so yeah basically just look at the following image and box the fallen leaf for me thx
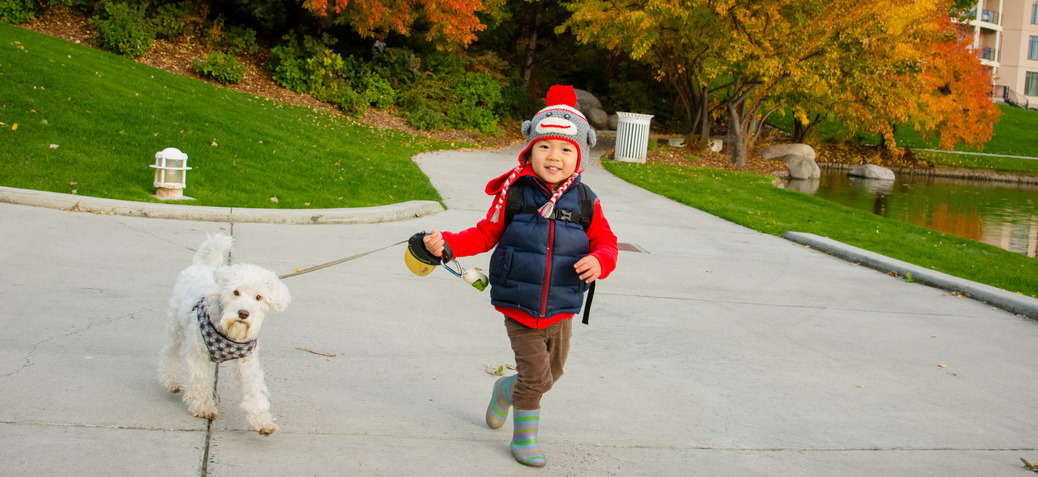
[270,196,279,203]
[11,123,16,130]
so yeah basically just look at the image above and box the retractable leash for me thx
[404,232,489,291]
[278,239,407,280]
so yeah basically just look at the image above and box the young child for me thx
[421,85,618,467]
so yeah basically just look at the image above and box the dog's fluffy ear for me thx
[266,278,291,312]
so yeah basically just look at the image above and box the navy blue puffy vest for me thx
[489,176,593,319]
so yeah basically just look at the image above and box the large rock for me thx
[574,89,610,130]
[587,108,609,131]
[759,143,816,161]
[574,88,604,111]
[782,155,821,180]
[759,144,819,180]
[849,164,896,181]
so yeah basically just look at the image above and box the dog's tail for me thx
[193,233,234,269]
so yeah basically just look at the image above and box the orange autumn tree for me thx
[782,0,998,152]
[912,20,1000,150]
[563,0,889,165]
[563,0,999,164]
[303,0,488,49]
[780,1,950,148]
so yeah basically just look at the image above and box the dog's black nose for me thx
[238,310,250,320]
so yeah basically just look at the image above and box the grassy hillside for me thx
[0,23,450,209]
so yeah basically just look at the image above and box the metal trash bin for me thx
[614,112,654,163]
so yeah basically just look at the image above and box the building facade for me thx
[962,0,1038,106]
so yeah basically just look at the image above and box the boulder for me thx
[587,108,610,130]
[759,144,819,180]
[780,154,821,180]
[849,164,896,181]
[759,143,816,161]
[608,114,618,130]
[574,88,604,112]
[572,89,610,129]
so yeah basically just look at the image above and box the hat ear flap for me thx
[587,128,597,148]
[521,120,534,137]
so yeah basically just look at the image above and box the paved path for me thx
[2,145,1037,476]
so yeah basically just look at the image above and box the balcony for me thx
[968,8,1001,24]
[979,47,996,60]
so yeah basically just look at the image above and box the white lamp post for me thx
[151,147,191,200]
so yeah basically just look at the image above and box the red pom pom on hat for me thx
[545,85,576,108]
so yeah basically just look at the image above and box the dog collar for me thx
[194,298,257,363]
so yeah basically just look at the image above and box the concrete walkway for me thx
[2,145,1037,476]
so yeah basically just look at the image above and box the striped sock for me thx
[485,375,515,429]
[510,408,546,467]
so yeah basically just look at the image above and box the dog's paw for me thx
[255,422,278,435]
[189,405,218,420]
[163,382,182,394]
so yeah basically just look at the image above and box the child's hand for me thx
[574,255,601,283]
[423,230,445,258]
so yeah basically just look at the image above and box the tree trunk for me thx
[728,100,746,166]
[521,8,542,88]
[699,85,710,143]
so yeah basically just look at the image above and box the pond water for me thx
[783,167,1038,257]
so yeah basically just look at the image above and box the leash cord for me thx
[278,239,407,280]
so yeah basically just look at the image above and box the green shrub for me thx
[361,73,395,109]
[268,33,396,114]
[225,25,258,55]
[194,51,246,85]
[446,72,502,133]
[338,86,367,118]
[496,73,538,120]
[268,40,308,92]
[152,1,191,39]
[0,0,40,24]
[91,2,155,57]
[404,104,443,130]
[371,47,422,87]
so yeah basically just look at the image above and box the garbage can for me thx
[614,112,654,163]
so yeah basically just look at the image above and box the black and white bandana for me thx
[194,298,257,363]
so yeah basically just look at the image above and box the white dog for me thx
[159,233,290,435]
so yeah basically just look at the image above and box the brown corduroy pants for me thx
[504,316,572,410]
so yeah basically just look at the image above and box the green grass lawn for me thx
[0,23,452,209]
[602,160,1038,299]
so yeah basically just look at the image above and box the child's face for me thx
[529,139,578,188]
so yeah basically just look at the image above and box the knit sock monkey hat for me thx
[487,85,598,222]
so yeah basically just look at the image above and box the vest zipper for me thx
[539,219,555,324]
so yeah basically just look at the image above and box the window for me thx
[1031,36,1038,60]
[1033,2,1038,24]
[1027,72,1038,96]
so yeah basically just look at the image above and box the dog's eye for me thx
[255,295,263,301]
[233,290,240,296]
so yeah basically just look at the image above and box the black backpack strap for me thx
[576,182,593,232]
[504,181,526,226]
